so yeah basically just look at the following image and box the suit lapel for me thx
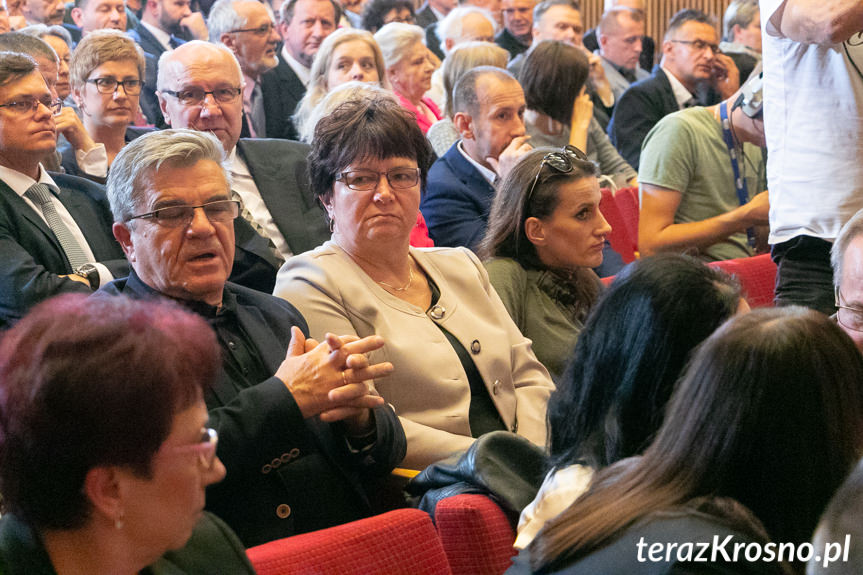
[654,67,680,116]
[0,179,65,256]
[237,140,316,254]
[446,145,495,197]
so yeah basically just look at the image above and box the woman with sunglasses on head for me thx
[60,29,148,184]
[520,41,637,190]
[478,146,610,382]
[274,94,554,470]
[0,295,256,575]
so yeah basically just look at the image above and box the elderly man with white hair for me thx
[208,0,280,137]
[426,5,496,109]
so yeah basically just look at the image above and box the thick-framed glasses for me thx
[162,86,243,106]
[227,22,274,35]
[0,96,62,115]
[161,87,243,106]
[669,39,720,54]
[336,167,420,192]
[167,427,219,471]
[525,145,590,207]
[835,287,863,332]
[128,200,239,228]
[87,77,142,95]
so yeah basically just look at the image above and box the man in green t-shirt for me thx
[638,71,768,261]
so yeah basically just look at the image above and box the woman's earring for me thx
[114,509,125,530]
[328,218,334,233]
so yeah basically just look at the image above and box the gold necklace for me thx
[377,265,414,292]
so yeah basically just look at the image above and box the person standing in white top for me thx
[760,0,863,314]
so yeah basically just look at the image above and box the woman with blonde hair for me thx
[293,28,389,141]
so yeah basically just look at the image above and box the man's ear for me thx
[220,32,237,52]
[113,222,136,262]
[70,6,83,26]
[156,92,171,124]
[524,216,547,245]
[453,112,474,140]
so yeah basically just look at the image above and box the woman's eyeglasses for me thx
[336,168,420,192]
[165,427,219,471]
[525,145,590,206]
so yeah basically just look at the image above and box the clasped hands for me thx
[276,327,393,434]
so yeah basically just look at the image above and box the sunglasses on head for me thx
[525,145,590,206]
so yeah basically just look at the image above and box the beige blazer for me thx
[274,242,554,469]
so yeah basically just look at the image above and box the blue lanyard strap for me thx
[719,101,756,249]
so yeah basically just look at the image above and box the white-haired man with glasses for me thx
[98,127,406,548]
[0,51,127,328]
[831,209,863,352]
[157,40,329,291]
[208,0,280,138]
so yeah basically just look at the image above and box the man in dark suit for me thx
[494,0,531,58]
[415,0,452,29]
[260,0,338,140]
[608,9,740,170]
[0,52,127,328]
[582,0,654,73]
[132,0,208,56]
[421,67,531,249]
[99,128,406,547]
[158,41,329,289]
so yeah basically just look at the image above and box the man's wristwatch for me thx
[74,263,100,290]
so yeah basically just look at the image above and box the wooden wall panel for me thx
[581,0,732,66]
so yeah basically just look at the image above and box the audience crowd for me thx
[1,0,863,572]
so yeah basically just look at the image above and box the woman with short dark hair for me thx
[520,41,637,189]
[510,306,863,574]
[0,295,254,574]
[274,94,554,469]
[361,0,415,33]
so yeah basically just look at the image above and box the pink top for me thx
[410,211,434,247]
[396,91,443,135]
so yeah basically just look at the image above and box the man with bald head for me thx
[421,66,531,249]
[583,0,654,71]
[157,41,329,290]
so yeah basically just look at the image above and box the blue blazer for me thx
[97,273,407,547]
[420,142,497,250]
[0,172,127,328]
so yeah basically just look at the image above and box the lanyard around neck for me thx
[719,101,756,248]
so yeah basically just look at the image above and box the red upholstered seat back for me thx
[708,253,777,308]
[434,494,517,575]
[246,508,453,575]
[599,187,639,264]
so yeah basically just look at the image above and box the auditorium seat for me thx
[434,494,517,575]
[708,253,777,308]
[246,508,453,575]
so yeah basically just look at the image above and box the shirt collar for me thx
[662,66,697,109]
[124,268,235,318]
[0,163,58,198]
[457,140,497,186]
[227,146,250,176]
[280,46,311,87]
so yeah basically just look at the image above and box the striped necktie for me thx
[231,189,284,264]
[25,183,89,269]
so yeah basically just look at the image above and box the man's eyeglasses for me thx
[669,39,720,54]
[835,287,863,332]
[0,96,62,115]
[227,22,274,35]
[166,427,219,471]
[525,145,590,206]
[336,167,420,192]
[128,200,239,228]
[87,77,142,95]
[161,87,243,106]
